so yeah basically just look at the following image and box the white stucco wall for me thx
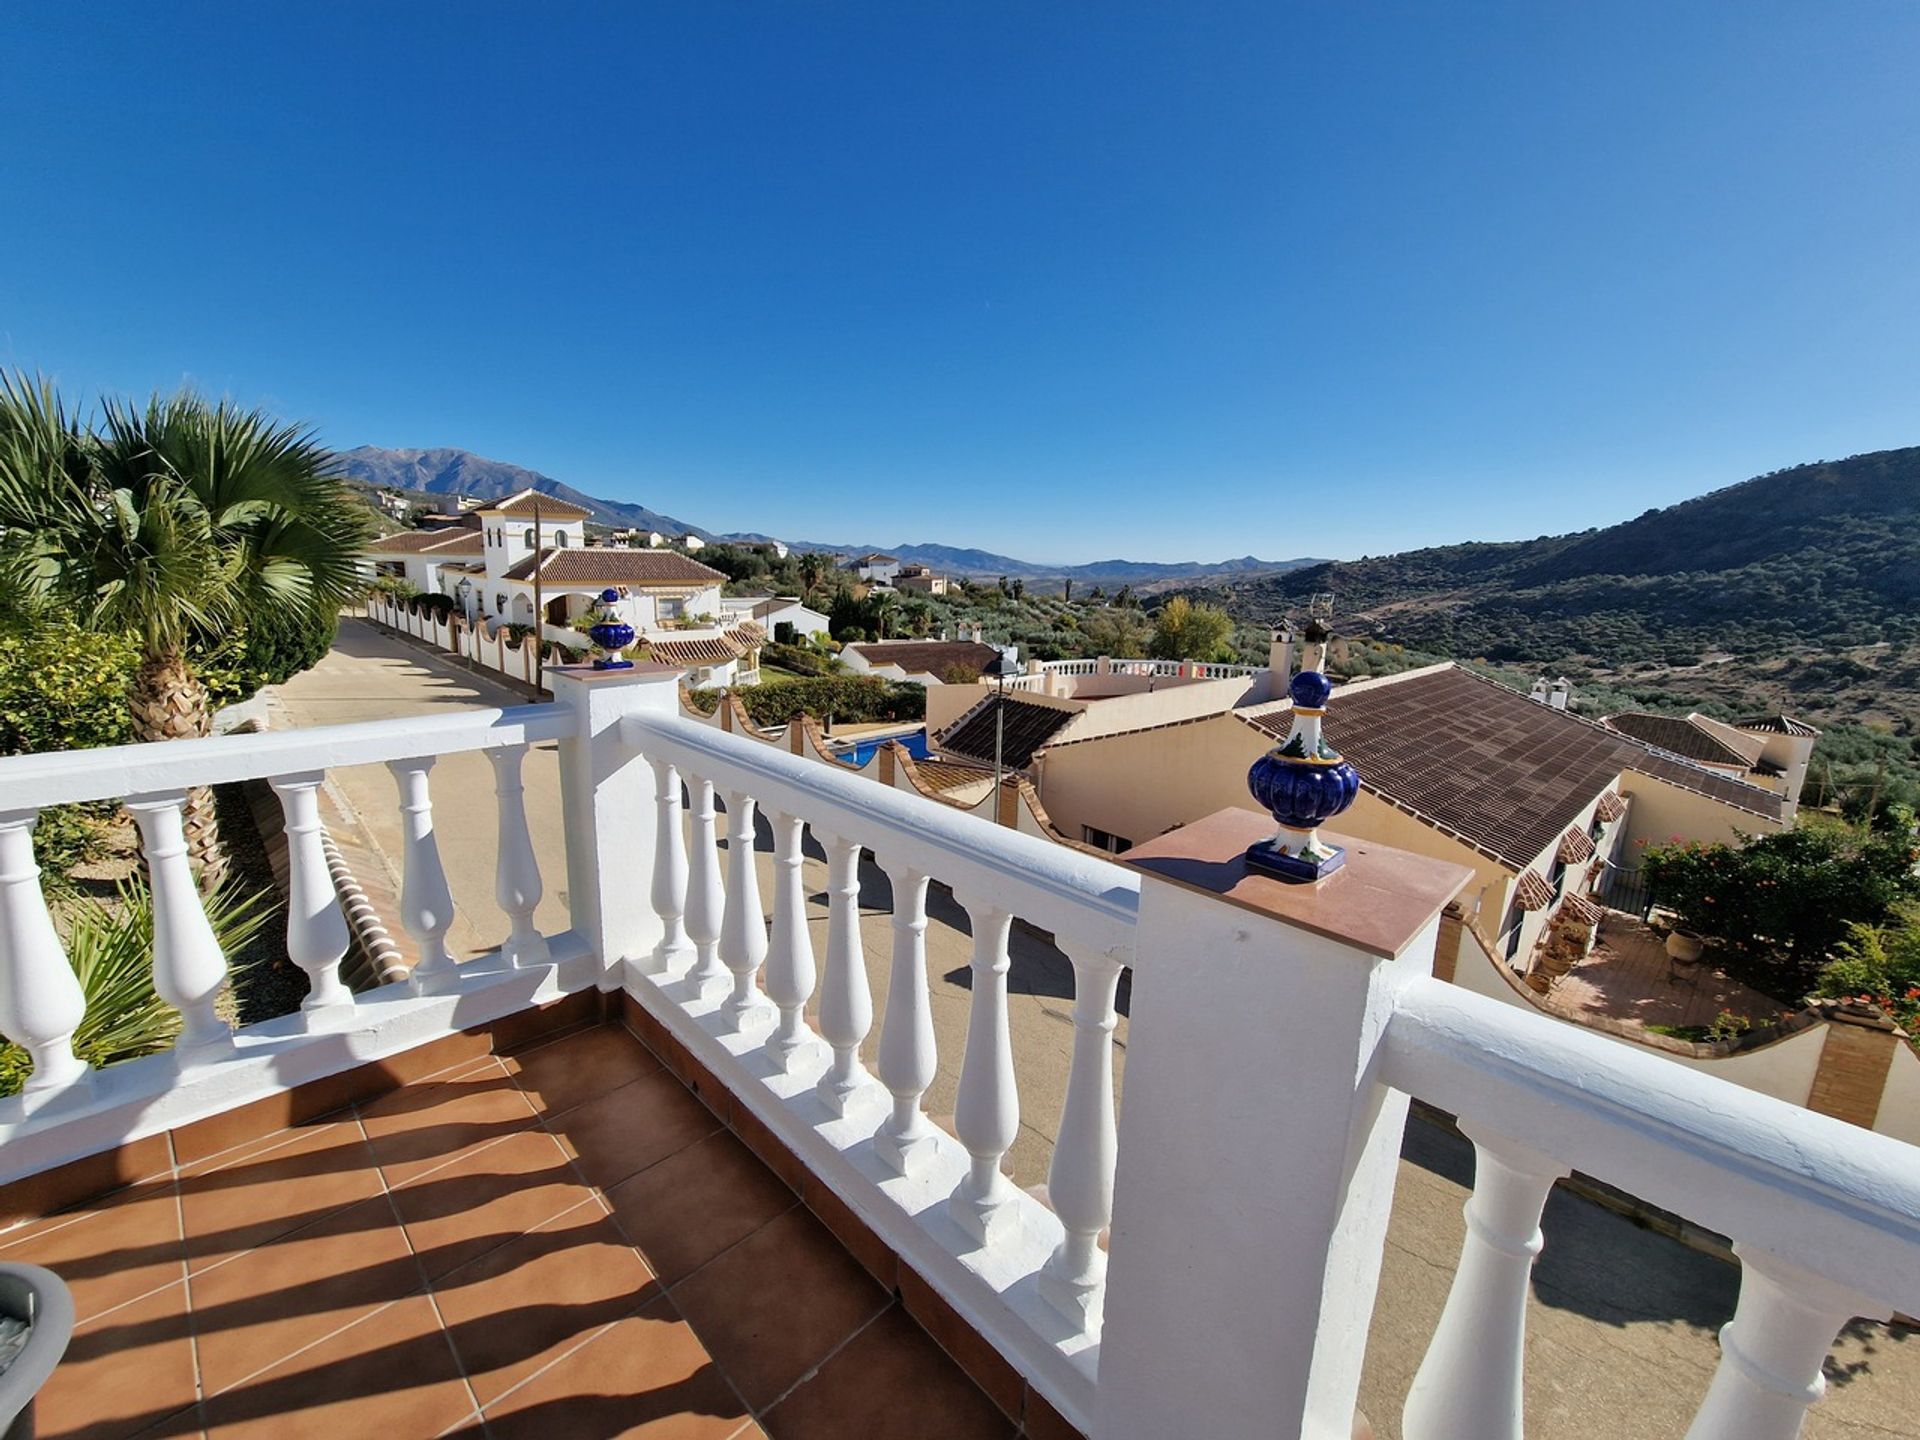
[1874,1042,1920,1146]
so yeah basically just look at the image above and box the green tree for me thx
[1149,596,1235,661]
[0,374,371,886]
[1082,607,1152,657]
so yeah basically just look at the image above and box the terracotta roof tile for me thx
[1602,712,1754,769]
[471,488,594,519]
[368,527,484,556]
[1736,714,1821,738]
[1558,892,1602,925]
[1557,827,1596,864]
[504,548,726,585]
[1594,790,1628,822]
[1514,870,1555,910]
[935,695,1077,770]
[847,641,1001,676]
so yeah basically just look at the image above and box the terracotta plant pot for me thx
[1666,929,1705,963]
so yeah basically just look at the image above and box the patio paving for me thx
[1540,910,1793,1035]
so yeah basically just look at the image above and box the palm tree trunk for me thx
[129,649,226,893]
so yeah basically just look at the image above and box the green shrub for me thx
[0,879,271,1097]
[0,623,135,754]
[685,675,925,727]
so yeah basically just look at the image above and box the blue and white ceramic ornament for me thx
[1245,621,1360,881]
[588,588,637,670]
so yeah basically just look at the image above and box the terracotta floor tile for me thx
[33,1280,200,1440]
[604,1131,798,1286]
[188,1194,423,1394]
[474,1295,751,1439]
[670,1207,890,1411]
[544,1067,722,1190]
[390,1128,600,1280]
[200,1295,474,1439]
[507,1023,661,1116]
[432,1202,659,1404]
[178,1121,383,1273]
[360,1058,539,1187]
[761,1304,1016,1440]
[0,1177,183,1323]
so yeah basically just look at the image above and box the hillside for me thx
[785,540,1326,591]
[1182,446,1920,734]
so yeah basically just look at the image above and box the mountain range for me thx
[334,445,1325,590]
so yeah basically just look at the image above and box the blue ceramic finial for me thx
[588,587,637,670]
[1244,618,1359,882]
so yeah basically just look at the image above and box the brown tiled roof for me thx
[368,527,484,556]
[732,620,767,645]
[1558,892,1602,925]
[647,635,742,665]
[1594,790,1627,822]
[1737,714,1821,738]
[1514,870,1555,910]
[1557,827,1596,864]
[1239,666,1784,869]
[471,488,594,520]
[907,759,996,795]
[847,641,1001,676]
[1603,712,1753,769]
[503,548,726,586]
[936,695,1078,770]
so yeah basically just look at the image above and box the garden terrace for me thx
[0,663,1916,1438]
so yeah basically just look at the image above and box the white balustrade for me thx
[1402,1123,1570,1440]
[642,757,690,976]
[717,790,769,1027]
[1685,1249,1885,1440]
[487,744,549,969]
[873,863,937,1175]
[761,809,817,1068]
[815,833,873,1115]
[1038,941,1124,1333]
[0,810,90,1102]
[124,794,233,1060]
[683,774,727,995]
[268,773,353,1019]
[950,897,1020,1245]
[387,757,459,991]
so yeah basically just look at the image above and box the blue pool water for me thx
[836,729,931,766]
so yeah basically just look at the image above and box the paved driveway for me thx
[274,620,1915,1437]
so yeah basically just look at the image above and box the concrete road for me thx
[275,619,1915,1438]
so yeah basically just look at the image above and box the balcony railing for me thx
[0,661,1916,1440]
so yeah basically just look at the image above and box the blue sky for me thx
[3,3,1915,564]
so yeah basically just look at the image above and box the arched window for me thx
[553,531,569,547]
[495,593,508,614]
[523,528,537,547]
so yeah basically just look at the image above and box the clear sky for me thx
[3,3,1916,564]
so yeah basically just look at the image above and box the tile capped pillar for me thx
[1096,809,1471,1440]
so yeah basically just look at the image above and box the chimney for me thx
[1268,627,1295,685]
[1549,677,1570,711]
[972,623,984,644]
[1529,677,1550,705]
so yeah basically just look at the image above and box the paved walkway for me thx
[273,620,1917,1437]
[1544,911,1791,1035]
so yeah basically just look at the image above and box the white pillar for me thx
[486,743,549,969]
[124,793,233,1059]
[1402,1123,1570,1440]
[949,896,1019,1246]
[1685,1249,1887,1440]
[718,790,770,1029]
[0,810,90,1104]
[387,757,459,993]
[1095,812,1467,1440]
[547,663,685,990]
[762,809,817,1069]
[1039,940,1124,1334]
[267,773,353,1022]
[643,757,691,977]
[684,773,727,996]
[815,834,873,1116]
[874,863,938,1176]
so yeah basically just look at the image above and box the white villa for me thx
[717,593,831,642]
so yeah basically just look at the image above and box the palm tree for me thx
[0,374,371,887]
[869,588,901,640]
[798,551,829,603]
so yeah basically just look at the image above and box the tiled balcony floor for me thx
[1,1021,1029,1439]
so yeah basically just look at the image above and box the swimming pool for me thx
[835,728,931,766]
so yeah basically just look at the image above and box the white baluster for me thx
[815,834,873,1115]
[950,897,1019,1245]
[387,757,458,992]
[0,810,89,1104]
[1685,1248,1887,1440]
[125,794,232,1060]
[874,864,938,1175]
[268,773,353,1020]
[1039,941,1124,1333]
[684,774,727,996]
[761,810,818,1069]
[1402,1123,1570,1440]
[486,744,549,969]
[642,757,692,976]
[718,790,770,1028]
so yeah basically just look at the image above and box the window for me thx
[1549,856,1568,898]
[523,528,537,547]
[1503,904,1525,962]
[1082,825,1133,856]
[494,593,508,614]
[553,530,568,547]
